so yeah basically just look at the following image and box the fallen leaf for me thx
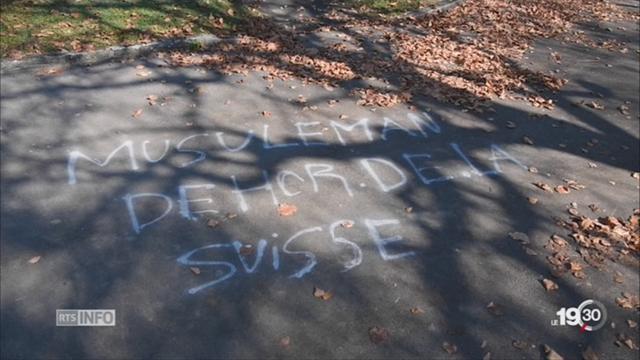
[339,114,349,119]
[28,256,41,264]
[404,206,413,213]
[586,101,605,110]
[543,344,563,360]
[509,232,530,244]
[616,293,639,310]
[279,336,291,348]
[534,182,553,192]
[368,326,390,344]
[313,286,333,301]
[554,185,571,194]
[341,220,354,228]
[207,219,220,228]
[442,342,457,354]
[512,340,528,350]
[582,346,598,360]
[261,111,272,117]
[542,278,559,291]
[146,94,158,105]
[627,319,638,328]
[190,267,201,275]
[277,203,298,217]
[523,136,535,145]
[239,245,255,256]
[632,172,640,180]
[409,307,425,315]
[528,197,539,204]
[568,208,579,216]
[136,68,151,77]
[529,167,539,173]
[37,66,64,77]
[132,109,143,118]
[618,104,630,115]
[613,273,624,284]
[486,301,504,316]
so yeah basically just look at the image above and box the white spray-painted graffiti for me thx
[65,112,528,294]
[177,218,411,294]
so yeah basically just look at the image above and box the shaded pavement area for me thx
[1,0,639,359]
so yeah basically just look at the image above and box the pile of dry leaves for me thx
[162,0,637,110]
[545,209,640,281]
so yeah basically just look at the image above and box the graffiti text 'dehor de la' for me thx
[64,112,528,294]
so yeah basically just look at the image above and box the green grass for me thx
[0,0,245,58]
[348,0,439,14]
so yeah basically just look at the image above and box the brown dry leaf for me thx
[339,114,349,119]
[239,245,255,256]
[277,203,298,217]
[542,278,559,291]
[613,272,624,284]
[586,101,605,110]
[568,208,579,216]
[486,301,504,316]
[341,220,354,228]
[190,267,201,275]
[261,111,272,117]
[555,185,571,194]
[509,232,530,244]
[146,94,158,105]
[404,206,413,213]
[543,344,564,360]
[279,336,291,348]
[368,326,390,344]
[37,66,64,77]
[581,346,599,360]
[534,182,553,192]
[616,293,640,310]
[618,105,630,115]
[132,109,143,118]
[409,307,425,315]
[512,340,528,350]
[313,286,333,301]
[528,197,539,204]
[442,342,457,354]
[28,256,41,264]
[136,68,152,77]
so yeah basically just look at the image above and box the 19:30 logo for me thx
[552,299,607,332]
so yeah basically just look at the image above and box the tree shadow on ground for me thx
[1,1,639,359]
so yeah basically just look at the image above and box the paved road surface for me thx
[1,4,639,359]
